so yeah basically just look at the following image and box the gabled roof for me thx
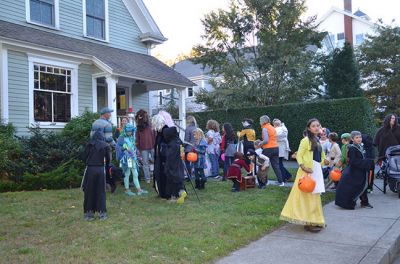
[173,60,211,78]
[123,0,167,45]
[316,6,375,27]
[353,9,370,20]
[0,20,194,87]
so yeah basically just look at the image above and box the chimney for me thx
[344,0,353,45]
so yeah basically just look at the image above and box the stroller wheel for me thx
[388,178,399,193]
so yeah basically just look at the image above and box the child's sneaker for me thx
[137,189,148,195]
[125,190,136,196]
[177,190,187,204]
[99,212,108,221]
[84,212,94,221]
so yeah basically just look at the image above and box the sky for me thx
[143,0,400,62]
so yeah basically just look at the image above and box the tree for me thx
[323,42,362,99]
[191,0,325,110]
[358,21,400,117]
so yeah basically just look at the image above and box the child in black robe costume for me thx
[81,131,111,220]
[335,131,374,210]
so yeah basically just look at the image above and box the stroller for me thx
[380,145,400,198]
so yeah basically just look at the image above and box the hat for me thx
[341,133,351,139]
[246,149,256,156]
[100,107,114,115]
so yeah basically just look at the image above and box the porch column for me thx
[106,75,118,126]
[178,87,186,139]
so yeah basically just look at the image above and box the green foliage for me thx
[190,97,376,151]
[358,22,400,118]
[192,0,325,109]
[323,42,362,99]
[0,123,22,181]
[62,111,100,146]
[0,159,84,192]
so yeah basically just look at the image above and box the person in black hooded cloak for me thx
[81,130,111,220]
[152,111,187,204]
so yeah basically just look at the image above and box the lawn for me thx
[0,179,334,264]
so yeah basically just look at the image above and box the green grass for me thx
[0,180,334,264]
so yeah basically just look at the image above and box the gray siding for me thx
[78,63,94,114]
[7,50,30,135]
[131,84,149,114]
[0,0,147,54]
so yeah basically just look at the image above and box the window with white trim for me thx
[28,0,58,27]
[85,0,106,40]
[33,64,72,122]
[187,87,194,97]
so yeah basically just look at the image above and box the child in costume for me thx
[193,128,208,189]
[246,146,270,189]
[280,118,326,233]
[238,118,256,164]
[205,120,221,179]
[335,131,375,210]
[226,152,250,192]
[117,123,148,196]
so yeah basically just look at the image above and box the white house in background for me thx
[317,0,376,52]
[150,59,213,114]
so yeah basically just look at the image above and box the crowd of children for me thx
[83,107,397,236]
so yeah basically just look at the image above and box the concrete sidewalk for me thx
[216,180,400,264]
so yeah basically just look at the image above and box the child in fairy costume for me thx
[117,123,148,196]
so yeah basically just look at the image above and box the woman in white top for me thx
[273,119,292,182]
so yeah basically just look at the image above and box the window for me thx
[337,32,345,40]
[33,64,72,122]
[356,34,364,45]
[84,0,108,40]
[165,89,171,95]
[27,0,59,28]
[187,87,194,97]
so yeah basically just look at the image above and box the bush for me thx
[17,126,80,175]
[0,159,84,192]
[0,123,22,181]
[190,97,376,151]
[63,111,100,146]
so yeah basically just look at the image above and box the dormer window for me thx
[83,0,109,41]
[26,0,59,29]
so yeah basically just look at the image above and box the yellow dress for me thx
[280,137,326,227]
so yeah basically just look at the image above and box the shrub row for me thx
[190,97,376,151]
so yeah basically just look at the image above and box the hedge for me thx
[190,97,376,152]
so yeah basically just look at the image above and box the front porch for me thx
[93,74,187,136]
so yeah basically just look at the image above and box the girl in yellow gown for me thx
[280,118,326,232]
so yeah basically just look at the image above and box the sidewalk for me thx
[216,180,400,264]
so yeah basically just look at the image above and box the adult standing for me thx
[184,116,198,177]
[90,107,115,146]
[273,119,292,182]
[135,109,155,184]
[258,115,284,186]
[374,113,400,160]
[222,123,237,180]
[81,131,111,221]
[152,111,187,204]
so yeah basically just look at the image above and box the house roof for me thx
[123,0,167,45]
[316,6,375,27]
[353,9,369,19]
[0,20,194,87]
[173,59,211,78]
